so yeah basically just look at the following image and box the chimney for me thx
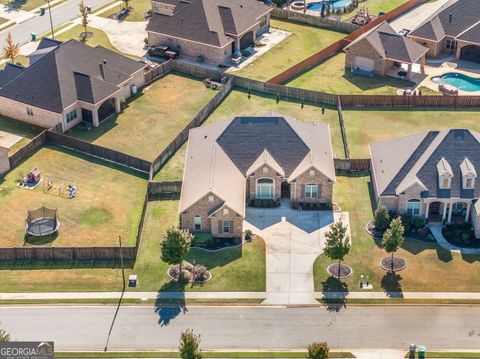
[99,63,105,79]
[103,59,107,64]
[449,13,452,23]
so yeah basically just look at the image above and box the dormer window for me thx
[460,158,477,189]
[437,157,453,189]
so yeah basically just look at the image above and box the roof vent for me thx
[449,13,452,23]
[103,59,107,64]
[240,4,243,8]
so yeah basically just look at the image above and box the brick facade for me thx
[0,96,62,129]
[247,164,282,201]
[344,38,386,75]
[290,167,333,205]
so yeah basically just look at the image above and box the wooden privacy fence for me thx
[134,190,149,259]
[46,131,151,174]
[0,246,136,261]
[144,60,173,84]
[172,61,226,82]
[337,96,349,158]
[271,7,360,33]
[339,94,480,109]
[148,181,182,199]
[150,76,233,179]
[8,130,47,169]
[334,158,371,171]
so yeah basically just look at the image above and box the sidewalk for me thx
[2,291,480,301]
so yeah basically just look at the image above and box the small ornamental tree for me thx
[160,227,192,279]
[382,217,405,271]
[0,324,10,342]
[324,220,350,278]
[79,1,89,39]
[124,0,130,11]
[307,342,329,359]
[374,205,390,232]
[179,329,202,359]
[3,32,19,63]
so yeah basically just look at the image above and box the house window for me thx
[407,199,421,216]
[309,169,315,177]
[442,178,450,188]
[208,195,214,202]
[65,109,77,123]
[194,216,201,230]
[446,39,457,51]
[256,178,274,199]
[260,15,268,28]
[223,220,230,233]
[26,108,33,116]
[466,178,474,188]
[305,184,318,198]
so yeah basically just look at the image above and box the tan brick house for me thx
[146,0,272,64]
[179,115,336,238]
[408,0,480,64]
[0,38,146,132]
[344,21,428,79]
[370,129,480,238]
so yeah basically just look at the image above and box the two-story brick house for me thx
[179,115,336,238]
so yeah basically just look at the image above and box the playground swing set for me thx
[43,175,78,199]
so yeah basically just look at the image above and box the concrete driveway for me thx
[245,201,350,305]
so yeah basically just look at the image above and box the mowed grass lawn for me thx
[98,0,150,21]
[231,19,345,82]
[343,110,480,158]
[0,200,266,292]
[342,0,408,19]
[313,175,480,292]
[67,73,216,161]
[287,52,415,95]
[0,146,146,247]
[0,116,43,155]
[0,0,44,11]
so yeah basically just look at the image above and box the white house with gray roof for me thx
[179,115,335,238]
[370,129,480,238]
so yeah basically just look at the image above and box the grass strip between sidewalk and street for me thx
[55,352,355,358]
[0,298,264,305]
[319,298,480,305]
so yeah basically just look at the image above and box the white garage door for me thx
[354,56,374,72]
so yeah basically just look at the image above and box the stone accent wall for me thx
[210,206,243,238]
[147,32,231,63]
[0,96,62,129]
[180,193,224,233]
[0,146,9,175]
[344,38,385,75]
[247,164,282,201]
[290,168,333,205]
[151,0,175,15]
[378,196,399,212]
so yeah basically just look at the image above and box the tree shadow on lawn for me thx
[461,253,480,263]
[380,271,403,298]
[5,0,27,10]
[400,238,453,263]
[320,276,349,312]
[187,245,242,270]
[0,258,134,270]
[342,70,416,92]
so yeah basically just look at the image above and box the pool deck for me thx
[289,0,352,15]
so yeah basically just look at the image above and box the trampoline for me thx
[25,207,60,237]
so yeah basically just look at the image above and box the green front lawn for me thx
[287,52,415,95]
[342,0,408,19]
[67,73,216,161]
[98,0,151,21]
[0,55,30,69]
[313,175,480,292]
[232,19,345,82]
[0,146,146,248]
[0,200,266,292]
[0,0,44,11]
[342,110,480,158]
[0,116,43,155]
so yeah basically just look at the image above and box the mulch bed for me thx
[327,263,353,279]
[167,263,211,284]
[380,256,406,272]
[80,32,93,40]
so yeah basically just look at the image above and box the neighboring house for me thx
[344,21,428,79]
[0,38,147,132]
[179,115,336,238]
[408,0,480,63]
[146,0,272,63]
[370,129,480,237]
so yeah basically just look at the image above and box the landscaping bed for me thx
[167,262,211,283]
[67,73,216,161]
[192,234,242,250]
[327,263,352,279]
[442,223,480,248]
[380,256,406,272]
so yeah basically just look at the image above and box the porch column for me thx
[92,110,99,127]
[420,55,426,75]
[114,97,121,113]
[407,63,413,80]
[424,201,430,219]
[466,202,471,222]
[442,202,448,221]
[234,39,240,53]
[447,202,453,223]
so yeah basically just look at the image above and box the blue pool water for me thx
[307,0,352,11]
[432,72,480,92]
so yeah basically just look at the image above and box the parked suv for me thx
[148,46,179,59]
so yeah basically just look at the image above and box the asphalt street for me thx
[0,0,114,46]
[1,305,480,350]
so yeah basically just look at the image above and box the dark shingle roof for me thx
[0,40,145,113]
[146,0,271,47]
[0,63,25,87]
[410,0,480,43]
[216,116,310,176]
[458,22,480,43]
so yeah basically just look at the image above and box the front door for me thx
[281,182,290,198]
[81,109,93,123]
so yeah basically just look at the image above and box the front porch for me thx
[424,200,471,224]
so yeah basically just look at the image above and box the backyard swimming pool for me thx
[307,0,352,11]
[432,72,480,92]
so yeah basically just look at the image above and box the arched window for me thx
[407,199,421,216]
[256,178,274,199]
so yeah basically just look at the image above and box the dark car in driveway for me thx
[148,46,179,60]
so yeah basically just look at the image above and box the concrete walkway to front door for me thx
[245,202,350,305]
